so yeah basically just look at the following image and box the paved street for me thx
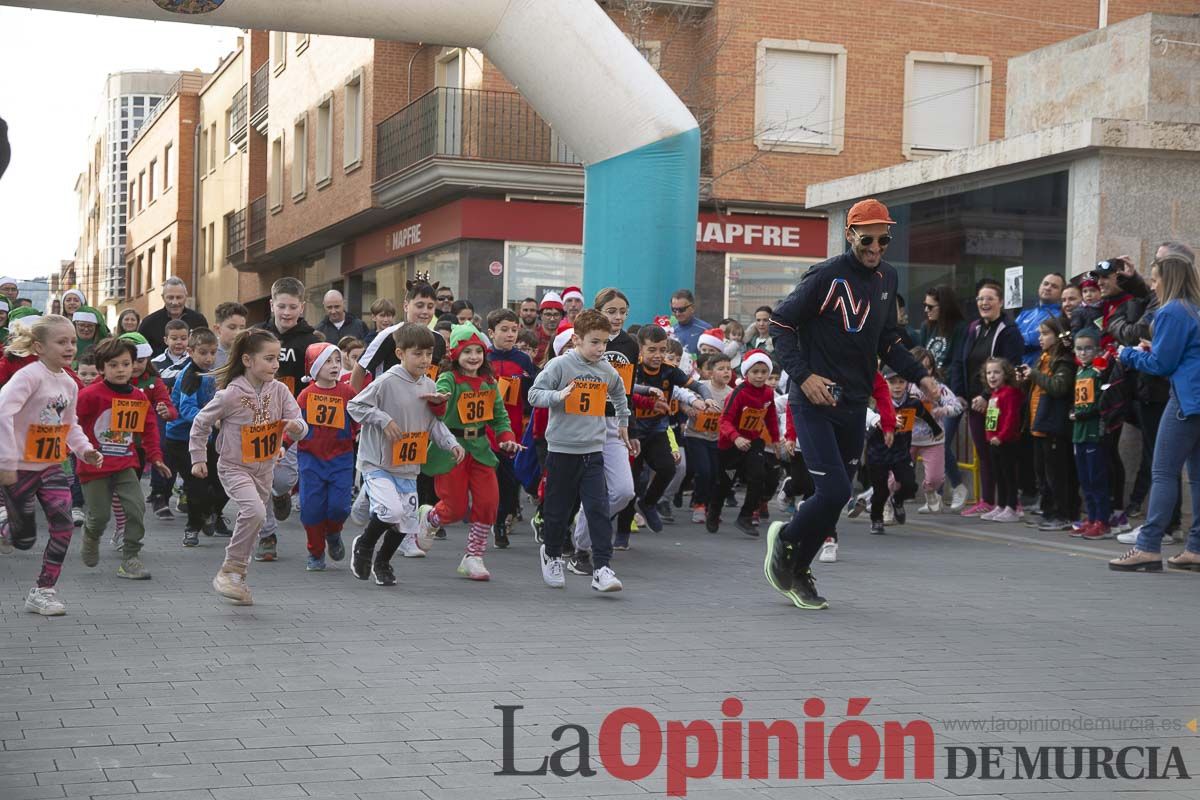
[2,498,1199,800]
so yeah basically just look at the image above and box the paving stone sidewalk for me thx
[2,500,1198,799]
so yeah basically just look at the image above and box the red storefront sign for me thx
[347,200,825,273]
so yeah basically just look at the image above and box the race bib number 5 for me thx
[565,380,605,416]
[111,398,149,433]
[457,390,495,424]
[241,421,283,463]
[306,393,345,429]
[391,432,430,466]
[24,424,68,463]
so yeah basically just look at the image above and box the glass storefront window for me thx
[359,262,408,319]
[726,255,820,322]
[505,242,583,307]
[414,243,461,298]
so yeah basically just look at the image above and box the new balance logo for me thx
[820,279,871,333]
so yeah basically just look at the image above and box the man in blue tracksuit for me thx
[1014,272,1065,366]
[767,198,937,610]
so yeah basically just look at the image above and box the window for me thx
[148,159,156,202]
[294,32,310,53]
[272,30,286,73]
[197,224,206,276]
[292,114,308,199]
[162,236,171,283]
[209,123,217,173]
[504,243,583,307]
[135,255,144,297]
[755,39,846,154]
[269,133,284,211]
[626,36,661,71]
[725,255,820,321]
[207,223,215,273]
[137,170,145,210]
[225,108,237,157]
[129,180,137,214]
[903,53,991,158]
[199,126,208,174]
[344,71,363,170]
[315,94,333,187]
[163,143,173,189]
[146,247,155,292]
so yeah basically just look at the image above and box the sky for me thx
[0,8,241,280]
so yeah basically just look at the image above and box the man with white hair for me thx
[138,277,209,358]
[315,289,368,344]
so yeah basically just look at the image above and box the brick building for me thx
[124,72,205,320]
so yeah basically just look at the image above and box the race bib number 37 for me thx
[306,393,345,429]
[24,424,68,463]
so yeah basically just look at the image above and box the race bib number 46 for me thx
[565,380,605,416]
[457,390,495,424]
[306,393,345,429]
[111,398,149,433]
[24,424,68,463]
[391,431,429,466]
[241,421,283,463]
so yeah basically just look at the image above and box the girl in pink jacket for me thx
[189,329,307,606]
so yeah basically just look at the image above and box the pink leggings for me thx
[912,444,946,494]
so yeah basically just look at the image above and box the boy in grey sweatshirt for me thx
[346,324,462,586]
[527,311,630,592]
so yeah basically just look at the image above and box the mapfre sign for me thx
[694,213,825,257]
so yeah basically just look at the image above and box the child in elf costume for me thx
[419,324,522,581]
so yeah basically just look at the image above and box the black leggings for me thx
[713,441,767,519]
[868,460,916,521]
[992,441,1020,510]
[618,431,675,533]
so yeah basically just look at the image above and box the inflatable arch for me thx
[7,0,700,321]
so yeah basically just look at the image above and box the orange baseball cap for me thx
[846,198,895,227]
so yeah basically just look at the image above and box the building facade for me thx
[71,71,182,319]
[124,72,205,320]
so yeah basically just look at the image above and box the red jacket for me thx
[718,382,779,450]
[75,381,162,482]
[987,385,1023,444]
[872,373,896,433]
[296,381,358,460]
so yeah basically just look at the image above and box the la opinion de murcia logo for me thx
[152,0,224,14]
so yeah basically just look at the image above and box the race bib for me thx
[306,393,345,429]
[669,398,680,415]
[391,431,429,466]
[739,406,767,434]
[498,376,521,407]
[456,390,495,424]
[24,424,68,463]
[279,375,296,396]
[895,408,916,434]
[426,365,440,381]
[565,380,605,416]
[111,398,149,433]
[1074,379,1094,405]
[692,411,720,434]
[985,405,1000,432]
[241,421,283,463]
[613,362,634,394]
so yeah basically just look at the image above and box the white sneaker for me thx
[350,489,370,525]
[414,504,436,551]
[24,587,65,616]
[1116,530,1139,545]
[540,544,564,588]
[1162,530,1180,545]
[71,507,86,527]
[591,565,623,592]
[110,524,125,551]
[980,507,1002,521]
[398,535,426,558]
[212,571,252,605]
[818,537,838,563]
[691,507,706,524]
[991,507,1021,523]
[882,499,896,525]
[457,554,490,581]
[950,484,968,512]
[918,491,942,514]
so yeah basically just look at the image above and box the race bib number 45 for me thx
[692,411,720,433]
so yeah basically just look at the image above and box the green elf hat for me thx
[447,323,492,362]
[73,305,110,339]
[8,306,42,328]
[119,331,153,359]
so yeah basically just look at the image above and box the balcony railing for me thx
[225,207,246,264]
[376,87,581,182]
[247,195,267,258]
[250,63,269,125]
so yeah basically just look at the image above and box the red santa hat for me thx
[540,291,564,312]
[740,349,772,375]
[553,319,575,356]
[561,286,584,304]
[698,327,725,350]
[303,342,339,383]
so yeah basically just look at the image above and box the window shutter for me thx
[910,62,980,151]
[763,50,835,146]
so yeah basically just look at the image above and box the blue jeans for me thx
[683,436,719,508]
[1137,393,1200,554]
[942,412,963,488]
[783,400,866,566]
[1073,441,1111,524]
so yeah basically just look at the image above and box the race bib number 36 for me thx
[111,398,149,433]
[456,390,495,424]
[306,393,345,429]
[565,380,605,416]
[241,421,283,463]
[391,431,429,466]
[24,424,68,463]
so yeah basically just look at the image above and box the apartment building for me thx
[196,0,1199,324]
[124,72,205,319]
[72,71,181,321]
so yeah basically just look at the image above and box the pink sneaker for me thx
[961,501,993,517]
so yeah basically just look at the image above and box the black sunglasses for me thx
[671,304,692,313]
[852,230,892,247]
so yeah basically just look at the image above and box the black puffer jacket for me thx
[1107,290,1170,404]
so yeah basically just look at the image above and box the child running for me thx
[75,336,171,579]
[419,323,521,580]
[528,309,630,592]
[189,329,308,605]
[863,366,925,534]
[346,324,462,586]
[0,315,103,615]
[167,327,224,546]
[295,343,358,571]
